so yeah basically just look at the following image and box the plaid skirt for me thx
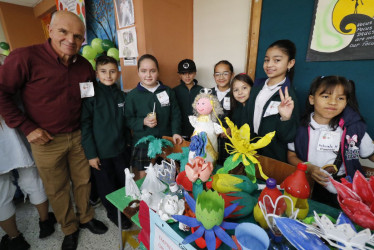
[131,147,152,171]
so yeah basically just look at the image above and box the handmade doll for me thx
[189,88,224,163]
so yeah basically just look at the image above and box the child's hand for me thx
[278,87,294,121]
[308,164,330,186]
[144,115,157,128]
[172,134,183,144]
[89,157,101,170]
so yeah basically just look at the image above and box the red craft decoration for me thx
[138,201,150,249]
[280,163,310,199]
[331,170,374,230]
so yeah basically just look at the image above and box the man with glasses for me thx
[0,11,107,250]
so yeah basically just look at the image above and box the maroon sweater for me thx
[0,40,96,136]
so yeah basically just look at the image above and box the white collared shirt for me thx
[141,82,160,93]
[253,78,285,134]
[214,86,230,102]
[288,113,374,175]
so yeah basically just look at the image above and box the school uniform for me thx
[211,87,231,165]
[125,81,182,170]
[289,107,374,207]
[173,80,202,139]
[247,77,299,162]
[230,99,251,128]
[81,81,129,223]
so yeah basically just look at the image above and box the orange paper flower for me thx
[185,157,213,183]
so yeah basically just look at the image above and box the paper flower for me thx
[172,190,239,250]
[189,132,208,157]
[185,157,213,183]
[218,117,275,181]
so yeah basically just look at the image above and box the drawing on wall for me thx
[85,0,117,47]
[118,27,138,64]
[56,0,87,43]
[307,0,374,61]
[114,0,135,28]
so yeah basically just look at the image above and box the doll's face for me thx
[196,97,212,115]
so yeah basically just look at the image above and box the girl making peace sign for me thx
[247,40,299,162]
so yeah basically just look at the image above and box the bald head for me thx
[50,11,85,32]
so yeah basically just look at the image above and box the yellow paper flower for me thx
[223,117,275,180]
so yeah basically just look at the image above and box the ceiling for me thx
[0,0,42,7]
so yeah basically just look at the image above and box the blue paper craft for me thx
[274,217,329,250]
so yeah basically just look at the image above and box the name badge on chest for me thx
[317,130,340,151]
[223,97,230,110]
[156,91,170,106]
[79,81,94,98]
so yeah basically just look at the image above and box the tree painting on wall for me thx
[85,0,118,47]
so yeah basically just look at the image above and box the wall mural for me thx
[307,0,374,61]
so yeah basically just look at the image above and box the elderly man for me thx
[0,11,107,250]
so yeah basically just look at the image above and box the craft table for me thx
[107,179,342,250]
[106,178,144,250]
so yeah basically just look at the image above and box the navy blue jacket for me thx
[295,106,366,178]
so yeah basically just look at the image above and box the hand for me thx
[144,115,157,128]
[26,128,53,145]
[89,157,101,170]
[278,87,294,121]
[308,164,330,186]
[173,134,183,144]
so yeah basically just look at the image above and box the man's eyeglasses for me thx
[214,72,230,78]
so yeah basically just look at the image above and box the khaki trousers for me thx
[31,130,94,235]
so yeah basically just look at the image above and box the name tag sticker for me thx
[156,91,170,106]
[263,101,280,117]
[317,131,340,151]
[79,82,94,98]
[223,97,230,110]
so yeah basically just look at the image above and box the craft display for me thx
[154,159,177,184]
[135,135,173,160]
[172,190,239,250]
[305,211,373,249]
[253,178,287,229]
[280,162,310,219]
[167,182,184,199]
[157,195,185,222]
[234,223,270,250]
[331,170,374,230]
[216,117,275,182]
[124,168,141,199]
[188,89,224,163]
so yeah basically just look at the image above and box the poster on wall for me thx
[114,0,135,28]
[85,0,117,47]
[118,27,138,65]
[306,0,374,61]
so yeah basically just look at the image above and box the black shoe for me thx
[89,198,101,208]
[0,234,9,250]
[61,230,79,250]
[39,212,57,238]
[79,219,108,234]
[7,233,30,250]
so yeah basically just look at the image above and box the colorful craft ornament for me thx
[253,178,287,229]
[185,157,213,183]
[280,162,310,219]
[217,117,275,182]
[331,170,374,230]
[135,135,173,159]
[172,190,239,250]
[189,89,224,163]
[211,174,257,194]
[154,159,176,184]
[305,211,374,249]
